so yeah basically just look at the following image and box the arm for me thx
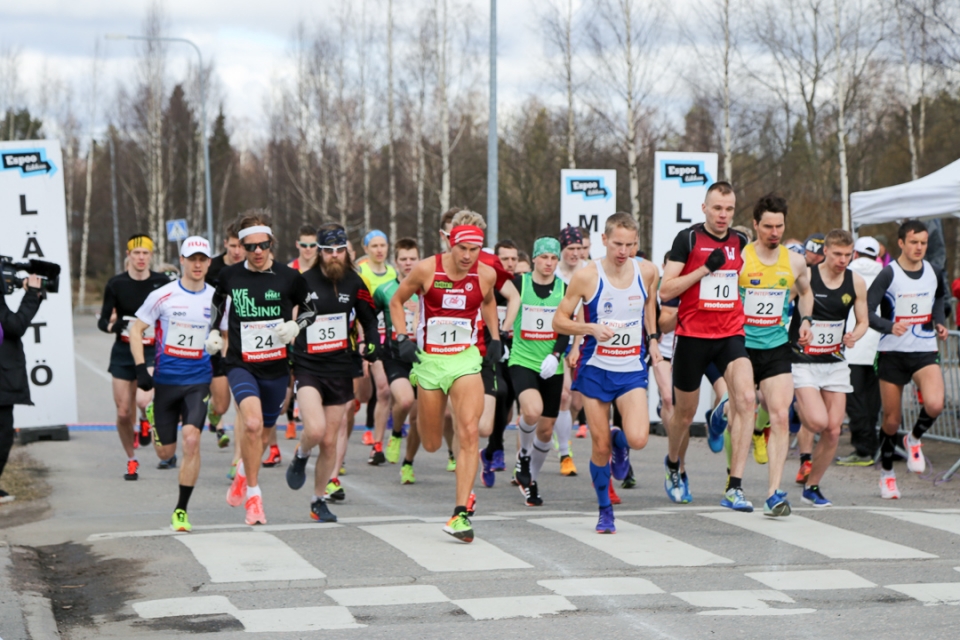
[479,266,501,343]
[355,286,381,352]
[552,266,613,341]
[659,304,678,334]
[209,276,228,333]
[658,259,708,302]
[844,273,870,347]
[796,266,814,346]
[129,319,149,365]
[389,260,428,338]
[0,277,43,339]
[934,268,948,340]
[498,278,520,334]
[866,266,902,335]
[641,261,662,365]
[98,280,117,333]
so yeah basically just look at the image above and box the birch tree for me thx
[78,40,102,308]
[541,0,579,168]
[386,0,398,240]
[436,0,451,216]
[139,4,168,261]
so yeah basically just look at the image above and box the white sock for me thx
[128,456,137,462]
[881,469,896,478]
[311,494,324,503]
[531,436,551,482]
[247,484,261,498]
[555,410,572,456]
[906,433,921,446]
[518,417,536,455]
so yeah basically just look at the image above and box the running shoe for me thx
[480,450,495,488]
[171,508,192,532]
[521,480,543,506]
[879,473,901,499]
[285,420,297,440]
[138,417,152,447]
[596,505,616,534]
[401,423,409,438]
[216,428,230,449]
[801,485,832,508]
[608,483,621,505]
[575,424,587,438]
[836,452,874,466]
[0,489,15,504]
[157,455,177,470]
[132,430,139,449]
[466,491,477,516]
[904,434,926,474]
[446,455,457,472]
[145,402,155,427]
[491,449,505,472]
[795,460,812,485]
[326,478,346,501]
[706,394,729,453]
[244,494,266,525]
[400,463,416,485]
[263,445,282,467]
[621,464,637,489]
[510,469,520,486]
[340,463,347,476]
[227,461,237,480]
[124,459,139,481]
[680,473,693,504]
[721,487,754,512]
[385,434,402,464]
[362,430,374,445]
[610,428,630,480]
[368,443,386,466]
[752,430,769,465]
[763,489,791,517]
[663,456,684,503]
[286,448,309,490]
[515,454,532,488]
[443,512,474,542]
[207,404,221,429]
[226,468,247,507]
[310,499,338,523]
[560,454,578,476]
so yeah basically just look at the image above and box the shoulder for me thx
[788,249,806,274]
[106,272,126,287]
[569,261,599,289]
[732,229,748,250]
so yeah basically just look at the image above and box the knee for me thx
[422,435,441,452]
[924,401,944,418]
[735,390,756,414]
[397,396,414,414]
[183,432,201,455]
[320,429,337,451]
[593,443,611,460]
[377,384,391,404]
[626,431,648,450]
[116,406,134,423]
[244,418,263,437]
[826,423,841,441]
[769,408,790,431]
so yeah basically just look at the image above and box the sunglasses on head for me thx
[243,240,272,252]
[321,245,347,255]
[298,241,318,248]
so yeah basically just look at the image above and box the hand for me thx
[798,323,812,347]
[205,329,224,355]
[590,323,615,342]
[539,353,559,379]
[565,346,580,369]
[24,274,42,291]
[112,317,129,335]
[501,343,510,362]
[363,341,380,363]
[275,320,300,344]
[485,339,503,367]
[891,321,909,336]
[705,248,726,272]
[395,334,420,364]
[936,323,949,340]
[648,340,663,366]
[134,363,154,391]
[842,332,856,348]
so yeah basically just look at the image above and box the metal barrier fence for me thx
[901,330,960,480]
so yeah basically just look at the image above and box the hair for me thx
[451,209,486,229]
[495,239,518,255]
[237,209,272,234]
[128,233,152,244]
[517,250,531,265]
[298,224,317,239]
[440,207,462,230]
[752,193,788,222]
[732,225,754,241]
[824,229,854,248]
[394,237,419,255]
[579,228,592,242]
[604,211,639,236]
[706,181,735,197]
[224,221,240,240]
[315,223,355,272]
[898,219,928,241]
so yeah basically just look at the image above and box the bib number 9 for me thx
[520,305,557,340]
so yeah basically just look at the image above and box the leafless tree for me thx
[78,40,103,308]
[386,0,398,240]
[541,0,579,168]
[138,2,168,260]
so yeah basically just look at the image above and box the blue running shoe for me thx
[801,485,832,508]
[401,423,409,438]
[721,487,754,512]
[611,428,630,481]
[680,472,693,504]
[387,414,394,433]
[157,455,177,470]
[491,449,505,472]
[596,505,616,534]
[707,394,729,453]
[663,456,684,503]
[763,489,791,517]
[480,450,495,488]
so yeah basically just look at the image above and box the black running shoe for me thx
[621,464,637,489]
[368,445,386,466]
[515,454,532,488]
[157,455,177,470]
[310,499,338,523]
[520,480,543,507]
[286,449,309,490]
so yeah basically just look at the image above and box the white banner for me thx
[651,152,719,266]
[0,140,78,429]
[560,169,617,259]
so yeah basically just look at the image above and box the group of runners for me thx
[98,183,948,541]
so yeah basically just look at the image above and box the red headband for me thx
[450,225,484,247]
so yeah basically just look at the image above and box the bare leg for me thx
[448,374,485,506]
[112,378,137,458]
[725,358,757,481]
[758,373,793,497]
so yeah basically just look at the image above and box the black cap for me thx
[804,233,825,256]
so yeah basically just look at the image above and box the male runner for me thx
[554,213,659,533]
[554,225,588,474]
[660,181,755,511]
[99,234,170,480]
[792,232,826,478]
[207,212,312,525]
[280,224,319,441]
[516,253,532,274]
[789,229,868,507]
[509,237,570,506]
[868,219,948,499]
[390,216,502,542]
[130,237,215,531]
[285,223,380,522]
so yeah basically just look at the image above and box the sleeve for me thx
[98,279,116,333]
[661,296,680,308]
[669,229,692,263]
[210,270,229,331]
[513,273,524,291]
[867,266,895,334]
[933,267,947,326]
[372,284,387,313]
[553,333,570,353]
[354,282,380,344]
[0,287,41,340]
[135,288,163,326]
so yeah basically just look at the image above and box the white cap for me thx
[180,236,212,258]
[854,236,879,258]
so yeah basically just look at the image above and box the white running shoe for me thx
[879,473,901,500]
[904,434,925,474]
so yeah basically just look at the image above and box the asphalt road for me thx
[3,321,960,639]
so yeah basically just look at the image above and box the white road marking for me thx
[672,590,816,616]
[538,577,664,596]
[872,510,960,536]
[176,532,326,582]
[452,595,576,620]
[87,522,333,541]
[359,523,532,572]
[417,516,513,523]
[73,352,112,382]
[885,583,960,605]
[133,595,237,619]
[529,517,733,567]
[325,585,449,606]
[745,570,876,590]
[494,511,586,517]
[702,512,935,560]
[236,606,363,632]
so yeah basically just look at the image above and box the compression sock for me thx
[555,410,572,456]
[176,485,194,511]
[531,436,551,482]
[726,476,742,491]
[911,408,936,440]
[880,431,897,471]
[518,417,536,455]
[756,405,770,433]
[590,461,612,508]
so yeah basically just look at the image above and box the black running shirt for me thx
[98,271,171,341]
[789,267,856,363]
[206,254,231,287]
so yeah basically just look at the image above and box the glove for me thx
[501,344,510,362]
[705,248,726,272]
[112,318,128,335]
[363,341,380,363]
[135,363,154,391]
[395,334,420,364]
[485,339,503,367]
[539,353,559,379]
[275,320,300,345]
[205,329,224,355]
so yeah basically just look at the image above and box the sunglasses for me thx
[321,245,347,255]
[243,240,272,252]
[298,241,318,248]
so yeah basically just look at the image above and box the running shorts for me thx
[152,383,210,446]
[411,346,482,395]
[509,365,563,419]
[572,363,648,403]
[792,361,853,393]
[672,335,749,393]
[747,343,793,386]
[876,351,940,386]
[225,367,288,428]
[382,356,413,386]
[481,359,499,396]
[294,372,355,406]
[108,341,156,381]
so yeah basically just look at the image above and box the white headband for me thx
[238,225,272,240]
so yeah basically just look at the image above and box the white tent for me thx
[851,158,960,227]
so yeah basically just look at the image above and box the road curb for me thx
[0,542,61,640]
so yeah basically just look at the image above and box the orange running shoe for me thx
[608,482,621,505]
[466,491,477,516]
[560,455,578,476]
[285,420,297,439]
[124,459,139,481]
[245,494,266,525]
[263,445,282,467]
[795,460,812,485]
[362,430,374,445]
[226,468,247,507]
[575,424,588,438]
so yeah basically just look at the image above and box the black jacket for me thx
[0,286,43,406]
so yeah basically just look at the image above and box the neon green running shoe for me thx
[227,461,237,480]
[446,456,457,472]
[217,429,230,449]
[208,403,222,429]
[326,479,346,501]
[171,508,192,532]
[145,401,155,427]
[386,435,402,464]
[443,512,474,542]
[400,464,416,485]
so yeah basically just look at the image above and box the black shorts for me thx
[672,335,749,393]
[482,360,498,396]
[747,343,793,385]
[108,341,156,381]
[351,351,364,379]
[509,365,564,419]
[876,351,940,386]
[294,372,355,406]
[382,356,413,385]
[152,383,210,446]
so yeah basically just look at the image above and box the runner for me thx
[282,224,320,441]
[129,236,215,531]
[869,220,948,498]
[98,234,170,480]
[659,181,755,511]
[553,213,659,533]
[792,232,826,475]
[515,252,532,274]
[654,252,679,434]
[208,211,313,525]
[389,214,502,542]
[284,223,380,522]
[509,237,570,506]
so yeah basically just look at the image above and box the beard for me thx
[323,257,346,281]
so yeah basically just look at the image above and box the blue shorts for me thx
[572,364,648,403]
[226,367,288,428]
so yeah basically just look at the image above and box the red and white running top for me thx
[417,254,485,355]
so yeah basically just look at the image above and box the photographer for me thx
[0,274,44,503]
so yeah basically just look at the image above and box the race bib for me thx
[699,270,738,310]
[804,319,844,355]
[240,319,285,362]
[120,315,155,345]
[520,305,557,340]
[424,317,472,354]
[596,319,642,358]
[377,312,387,338]
[392,305,418,340]
[164,319,206,359]
[894,291,933,325]
[306,313,348,354]
[497,305,507,325]
[743,288,787,327]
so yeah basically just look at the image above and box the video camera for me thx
[1,256,61,295]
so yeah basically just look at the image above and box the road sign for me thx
[166,219,188,242]
[559,169,617,259]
